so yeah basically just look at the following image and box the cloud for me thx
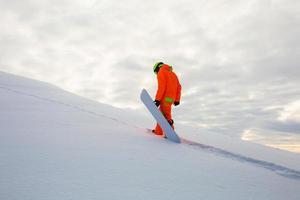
[0,0,299,137]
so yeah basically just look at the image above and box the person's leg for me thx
[153,105,164,135]
[153,102,173,135]
[163,103,174,129]
[153,124,163,135]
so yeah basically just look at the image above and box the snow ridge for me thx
[1,84,299,181]
[181,139,300,180]
[0,85,135,127]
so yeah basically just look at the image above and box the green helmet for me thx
[153,62,164,74]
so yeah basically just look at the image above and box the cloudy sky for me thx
[1,0,300,147]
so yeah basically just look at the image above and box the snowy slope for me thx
[0,71,300,200]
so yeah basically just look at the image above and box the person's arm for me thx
[174,77,181,105]
[155,70,166,101]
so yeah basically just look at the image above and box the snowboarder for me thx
[152,62,182,136]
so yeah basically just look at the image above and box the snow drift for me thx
[0,71,300,200]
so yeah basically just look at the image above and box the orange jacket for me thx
[155,64,181,103]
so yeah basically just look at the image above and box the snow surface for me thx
[0,71,300,200]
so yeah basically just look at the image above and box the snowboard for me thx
[140,89,181,143]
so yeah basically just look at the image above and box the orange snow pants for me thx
[154,101,174,135]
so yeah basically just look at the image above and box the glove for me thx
[174,101,180,106]
[154,100,160,107]
[168,119,174,126]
